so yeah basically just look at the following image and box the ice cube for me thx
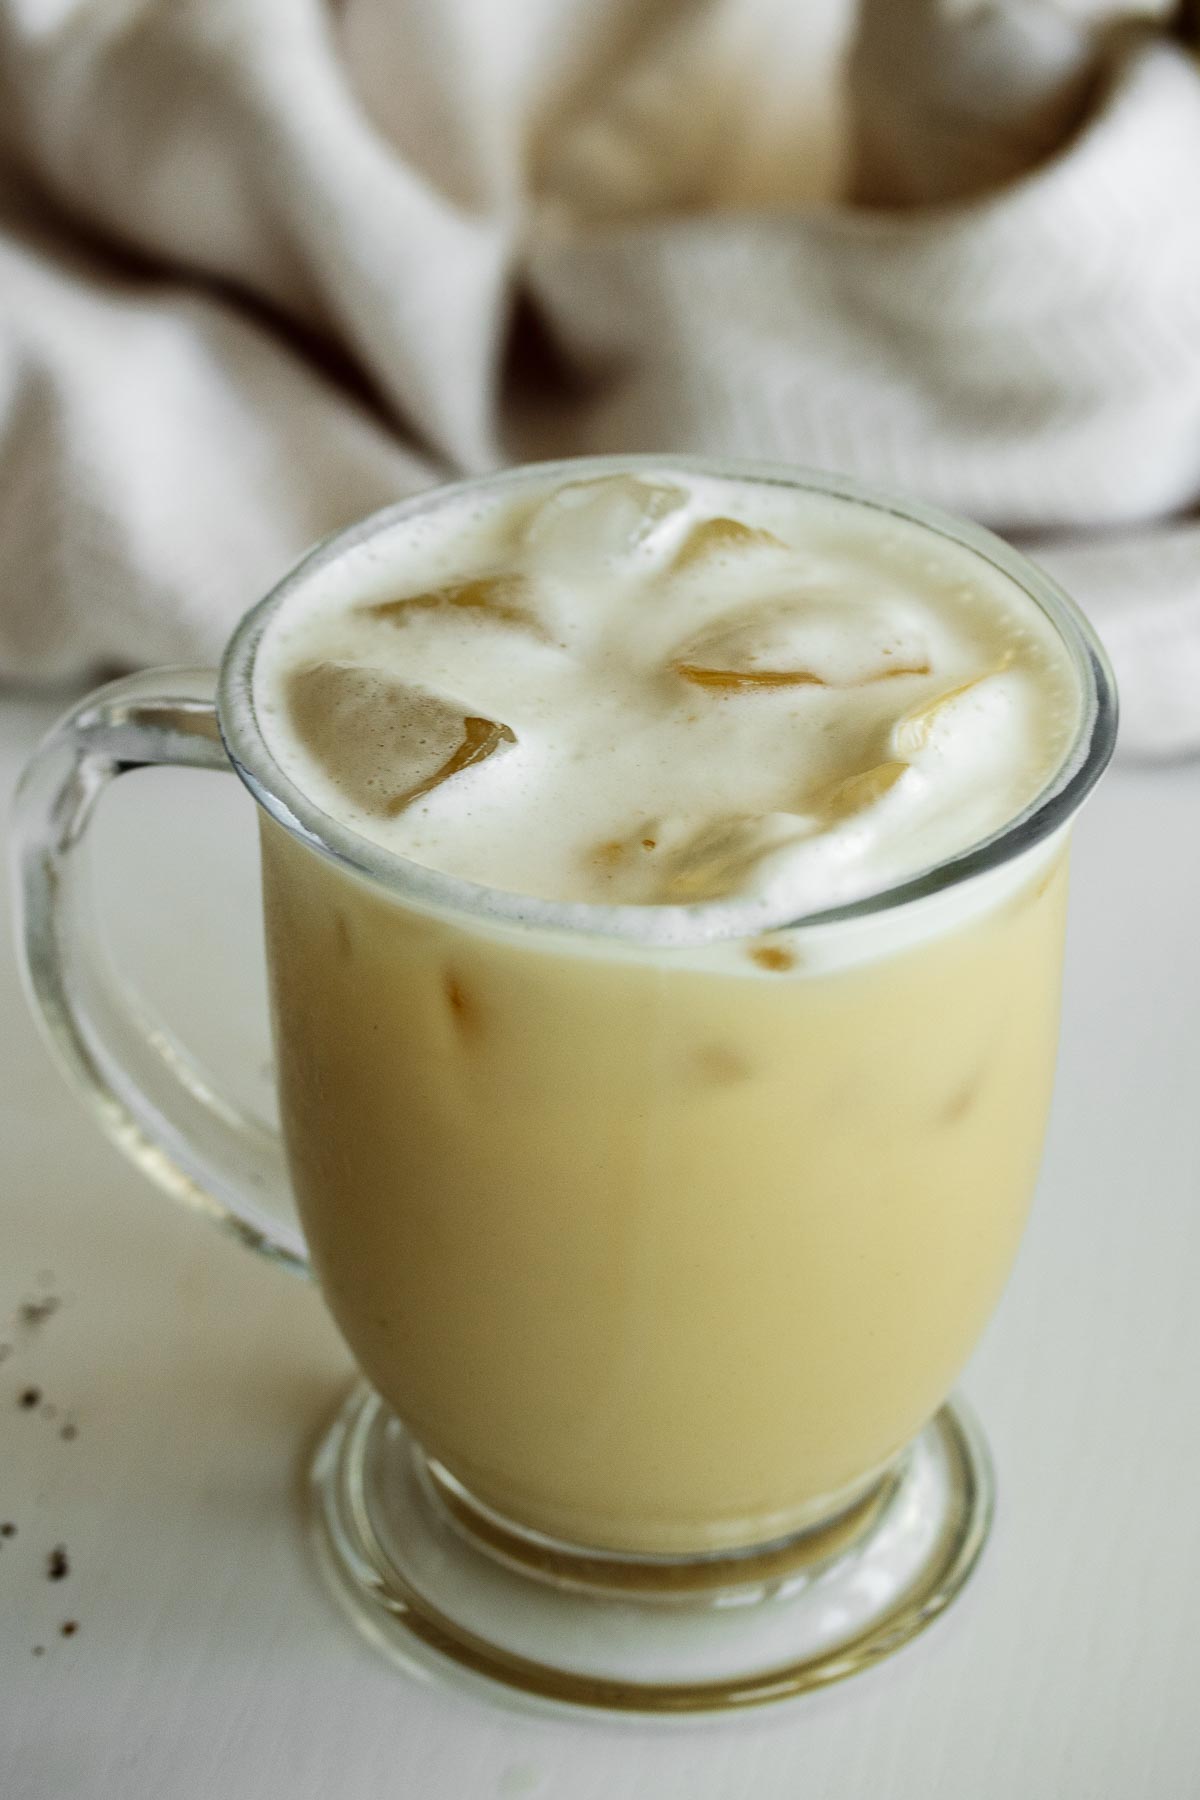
[443,970,483,1038]
[658,813,808,901]
[366,574,542,636]
[521,475,686,572]
[810,760,908,822]
[891,655,1014,755]
[674,662,827,691]
[284,661,516,818]
[749,942,798,973]
[693,1044,754,1084]
[940,1074,982,1125]
[404,714,517,813]
[671,516,785,571]
[672,599,930,691]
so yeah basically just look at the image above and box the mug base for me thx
[309,1384,993,1717]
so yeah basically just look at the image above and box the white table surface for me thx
[1,686,1198,1800]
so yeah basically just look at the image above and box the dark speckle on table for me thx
[47,1545,69,1581]
[19,1386,42,1409]
[19,1296,61,1329]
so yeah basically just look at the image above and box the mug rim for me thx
[217,454,1118,947]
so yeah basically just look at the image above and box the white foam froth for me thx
[251,468,1082,952]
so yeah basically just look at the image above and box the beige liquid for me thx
[261,814,1068,1554]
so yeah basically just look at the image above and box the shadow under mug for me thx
[12,456,1117,1715]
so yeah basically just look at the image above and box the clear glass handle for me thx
[12,667,309,1274]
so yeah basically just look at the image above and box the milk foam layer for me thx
[254,469,1081,925]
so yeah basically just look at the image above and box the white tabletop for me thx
[1,687,1197,1800]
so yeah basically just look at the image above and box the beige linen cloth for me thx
[1,0,1197,755]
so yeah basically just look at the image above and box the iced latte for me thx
[252,466,1081,1556]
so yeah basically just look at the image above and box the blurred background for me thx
[0,0,1197,754]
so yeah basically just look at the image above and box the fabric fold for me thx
[0,0,1196,752]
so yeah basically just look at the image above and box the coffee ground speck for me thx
[19,1297,60,1329]
[19,1387,41,1409]
[60,1621,78,1638]
[47,1545,69,1581]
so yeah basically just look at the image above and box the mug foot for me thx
[309,1385,993,1717]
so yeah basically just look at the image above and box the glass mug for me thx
[13,458,1117,1714]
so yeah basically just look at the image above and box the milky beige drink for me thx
[254,467,1081,1554]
